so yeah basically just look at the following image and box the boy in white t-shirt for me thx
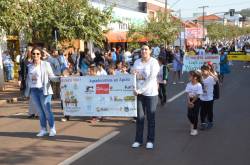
[185,71,203,136]
[200,65,216,130]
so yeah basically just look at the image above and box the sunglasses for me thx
[32,53,41,55]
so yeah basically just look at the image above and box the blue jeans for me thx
[135,95,158,144]
[4,66,13,81]
[30,88,55,130]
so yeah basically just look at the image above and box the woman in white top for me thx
[131,45,160,149]
[25,47,60,137]
[185,71,203,136]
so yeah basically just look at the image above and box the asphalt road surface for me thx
[72,62,250,165]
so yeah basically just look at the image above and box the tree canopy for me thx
[0,0,112,47]
[207,22,250,42]
[128,11,181,47]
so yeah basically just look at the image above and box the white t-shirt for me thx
[185,82,203,98]
[97,68,107,76]
[28,64,43,88]
[133,57,160,96]
[199,76,216,101]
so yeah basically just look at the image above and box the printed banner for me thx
[183,55,220,72]
[227,51,250,61]
[185,28,204,39]
[60,75,137,117]
[227,55,250,61]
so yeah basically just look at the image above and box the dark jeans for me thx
[200,100,214,123]
[187,99,200,129]
[158,83,167,103]
[135,95,158,144]
[51,81,61,99]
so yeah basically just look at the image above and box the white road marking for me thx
[167,90,186,103]
[58,131,120,165]
[59,91,185,164]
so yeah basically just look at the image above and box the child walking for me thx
[185,71,203,136]
[200,65,217,130]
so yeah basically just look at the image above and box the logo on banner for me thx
[96,84,110,94]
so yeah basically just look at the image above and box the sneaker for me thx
[200,123,207,130]
[146,142,154,149]
[172,82,177,85]
[61,118,68,122]
[36,130,48,137]
[49,129,56,137]
[178,81,185,84]
[27,114,35,119]
[190,129,198,136]
[247,65,250,68]
[207,122,213,129]
[131,142,141,148]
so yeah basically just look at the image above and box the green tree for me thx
[128,11,181,47]
[0,0,112,47]
[207,23,250,42]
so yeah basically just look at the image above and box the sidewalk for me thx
[0,79,21,105]
[0,101,130,165]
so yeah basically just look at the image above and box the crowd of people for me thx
[2,35,250,149]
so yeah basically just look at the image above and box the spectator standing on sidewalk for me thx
[47,50,62,99]
[131,44,160,149]
[25,47,60,137]
[2,51,14,82]
[19,46,38,118]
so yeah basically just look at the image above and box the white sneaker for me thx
[49,129,56,137]
[131,142,141,148]
[172,82,177,85]
[146,142,154,149]
[190,129,198,136]
[36,130,48,137]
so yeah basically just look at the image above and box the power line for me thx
[177,1,250,12]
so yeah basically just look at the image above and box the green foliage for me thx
[240,8,250,17]
[0,0,112,47]
[128,11,181,47]
[207,22,250,42]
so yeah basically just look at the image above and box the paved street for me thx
[0,62,250,165]
[72,62,250,165]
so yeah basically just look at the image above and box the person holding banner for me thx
[25,47,60,137]
[132,45,160,149]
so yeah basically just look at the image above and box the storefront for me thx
[92,2,148,50]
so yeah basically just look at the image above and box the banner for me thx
[185,28,204,39]
[60,75,137,117]
[227,51,250,61]
[183,55,220,72]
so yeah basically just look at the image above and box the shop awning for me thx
[105,31,148,43]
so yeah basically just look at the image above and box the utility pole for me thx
[165,0,168,12]
[198,6,208,45]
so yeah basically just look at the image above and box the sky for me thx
[168,0,250,18]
